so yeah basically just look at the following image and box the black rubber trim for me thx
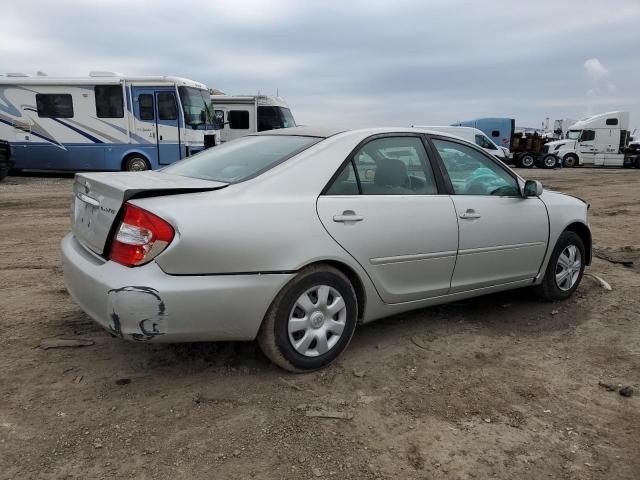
[161,269,298,277]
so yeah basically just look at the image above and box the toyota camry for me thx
[62,127,591,372]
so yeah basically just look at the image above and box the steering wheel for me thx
[464,174,498,195]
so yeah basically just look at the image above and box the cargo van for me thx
[412,125,510,162]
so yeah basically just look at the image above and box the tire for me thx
[538,231,586,301]
[518,154,535,168]
[563,154,578,168]
[123,156,150,172]
[635,157,640,169]
[257,264,358,372]
[542,154,558,169]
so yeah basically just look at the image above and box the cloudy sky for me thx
[2,0,639,130]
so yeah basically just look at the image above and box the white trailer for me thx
[210,94,296,143]
[0,72,218,171]
[543,111,639,168]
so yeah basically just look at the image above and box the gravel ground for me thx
[1,167,639,479]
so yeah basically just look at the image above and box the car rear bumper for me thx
[61,233,294,342]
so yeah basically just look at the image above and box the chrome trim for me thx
[370,250,457,265]
[458,241,545,256]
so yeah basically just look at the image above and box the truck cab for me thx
[545,111,632,167]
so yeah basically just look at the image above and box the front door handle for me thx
[459,209,481,219]
[333,210,364,223]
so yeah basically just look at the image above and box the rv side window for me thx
[139,94,155,121]
[606,118,618,126]
[95,85,124,118]
[580,130,595,142]
[491,130,500,137]
[228,110,249,129]
[157,93,178,120]
[35,94,73,118]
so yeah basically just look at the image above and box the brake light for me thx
[109,203,174,267]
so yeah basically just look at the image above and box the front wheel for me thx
[123,156,150,172]
[563,154,578,168]
[257,265,358,372]
[538,231,585,301]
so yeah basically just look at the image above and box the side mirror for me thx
[523,180,543,197]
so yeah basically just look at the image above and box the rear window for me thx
[162,135,321,183]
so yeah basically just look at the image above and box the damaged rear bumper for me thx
[61,233,295,342]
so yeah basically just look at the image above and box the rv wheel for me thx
[123,156,150,172]
[563,154,578,168]
[518,154,535,168]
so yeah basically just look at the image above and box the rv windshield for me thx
[178,87,212,129]
[257,106,297,131]
[567,130,581,140]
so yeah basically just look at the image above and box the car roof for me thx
[252,126,483,141]
[251,126,348,138]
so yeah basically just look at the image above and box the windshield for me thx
[257,106,297,132]
[162,135,320,183]
[567,130,581,140]
[178,87,212,130]
[475,134,497,150]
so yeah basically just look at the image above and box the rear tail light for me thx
[109,203,174,267]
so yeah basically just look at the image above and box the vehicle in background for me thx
[0,139,12,181]
[629,130,640,155]
[0,72,218,172]
[543,111,640,168]
[412,125,510,162]
[510,131,556,169]
[452,117,515,150]
[211,94,296,143]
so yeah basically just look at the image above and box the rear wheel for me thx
[538,231,585,301]
[257,265,358,372]
[635,157,640,169]
[563,154,578,168]
[542,154,558,169]
[123,156,150,172]
[518,154,535,168]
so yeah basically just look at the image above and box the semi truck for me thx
[542,111,640,168]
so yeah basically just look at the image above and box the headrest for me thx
[374,158,407,187]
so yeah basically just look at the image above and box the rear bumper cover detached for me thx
[61,234,294,342]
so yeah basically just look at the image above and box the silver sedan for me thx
[62,127,591,371]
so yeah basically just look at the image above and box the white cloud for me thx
[584,58,616,95]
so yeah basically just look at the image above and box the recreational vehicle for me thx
[211,95,296,143]
[0,72,218,172]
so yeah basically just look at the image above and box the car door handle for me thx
[333,211,364,223]
[459,209,481,219]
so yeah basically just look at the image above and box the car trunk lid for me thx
[72,171,226,256]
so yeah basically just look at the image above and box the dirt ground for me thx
[1,167,639,480]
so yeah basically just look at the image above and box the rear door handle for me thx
[333,210,364,223]
[459,209,481,219]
